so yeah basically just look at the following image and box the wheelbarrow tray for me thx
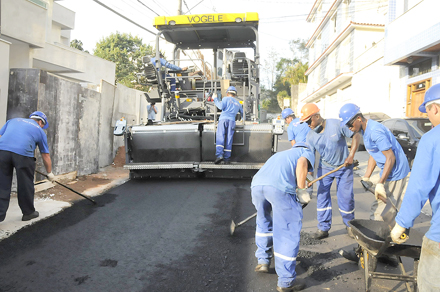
[348,219,391,257]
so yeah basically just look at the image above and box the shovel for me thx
[360,180,408,240]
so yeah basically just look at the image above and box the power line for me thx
[137,0,160,16]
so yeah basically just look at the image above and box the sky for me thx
[59,0,316,86]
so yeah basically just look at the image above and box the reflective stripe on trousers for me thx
[215,119,235,159]
[316,165,354,231]
[251,185,302,288]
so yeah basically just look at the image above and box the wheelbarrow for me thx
[348,219,421,292]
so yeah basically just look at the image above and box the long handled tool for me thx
[229,203,310,236]
[230,161,359,236]
[360,180,408,240]
[36,170,97,205]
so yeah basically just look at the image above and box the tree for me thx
[70,39,89,53]
[277,90,289,110]
[94,32,153,90]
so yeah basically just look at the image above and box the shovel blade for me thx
[361,180,374,192]
[381,200,397,228]
[230,220,236,236]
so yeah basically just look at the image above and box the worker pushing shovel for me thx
[247,142,314,292]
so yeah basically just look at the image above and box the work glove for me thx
[212,93,217,99]
[47,172,55,182]
[391,222,409,244]
[361,176,370,182]
[374,183,386,201]
[297,188,311,204]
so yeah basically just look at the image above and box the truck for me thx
[119,12,284,179]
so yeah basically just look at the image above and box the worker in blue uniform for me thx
[0,111,55,222]
[300,103,360,239]
[282,108,311,146]
[213,86,243,164]
[391,83,440,291]
[151,53,187,92]
[339,103,410,220]
[251,142,314,292]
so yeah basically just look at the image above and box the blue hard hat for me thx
[339,103,360,126]
[281,108,294,119]
[419,83,440,113]
[227,86,237,94]
[29,111,49,129]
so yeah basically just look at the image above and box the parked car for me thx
[346,112,391,150]
[381,117,432,168]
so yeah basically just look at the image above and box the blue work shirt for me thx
[306,119,354,168]
[396,125,440,242]
[363,120,409,181]
[251,145,315,194]
[214,95,243,122]
[150,57,182,71]
[0,118,49,157]
[287,118,311,143]
[147,104,156,120]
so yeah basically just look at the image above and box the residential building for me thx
[301,0,404,118]
[0,0,116,125]
[384,0,440,118]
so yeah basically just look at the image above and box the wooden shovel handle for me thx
[308,164,345,186]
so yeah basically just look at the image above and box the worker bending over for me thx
[339,103,409,220]
[391,84,440,291]
[251,142,314,292]
[0,111,55,222]
[213,86,243,164]
[301,103,360,240]
[282,108,310,146]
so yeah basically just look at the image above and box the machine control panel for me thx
[272,117,285,135]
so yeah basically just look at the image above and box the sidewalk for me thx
[0,148,129,241]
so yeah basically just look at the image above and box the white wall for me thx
[0,40,11,125]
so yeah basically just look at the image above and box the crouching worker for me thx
[0,111,55,222]
[391,83,440,291]
[250,142,315,292]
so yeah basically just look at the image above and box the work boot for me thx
[312,229,329,240]
[254,263,269,273]
[22,211,39,221]
[346,226,355,239]
[277,278,306,291]
[214,156,223,164]
[339,249,359,263]
[223,160,230,165]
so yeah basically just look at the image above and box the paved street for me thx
[0,133,432,291]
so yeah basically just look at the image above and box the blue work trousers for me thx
[251,185,302,288]
[215,119,235,160]
[316,165,354,231]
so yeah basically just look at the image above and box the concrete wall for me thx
[0,39,11,125]
[6,68,140,177]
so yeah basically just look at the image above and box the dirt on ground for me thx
[36,147,129,203]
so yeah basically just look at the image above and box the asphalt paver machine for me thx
[122,12,284,179]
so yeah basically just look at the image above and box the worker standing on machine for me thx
[339,103,410,220]
[251,142,314,292]
[300,103,360,240]
[282,108,310,146]
[390,84,440,291]
[0,111,55,222]
[213,86,243,164]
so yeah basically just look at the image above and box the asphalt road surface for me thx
[0,134,430,291]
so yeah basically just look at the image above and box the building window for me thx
[27,0,47,9]
[409,58,432,77]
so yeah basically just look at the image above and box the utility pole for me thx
[175,0,182,66]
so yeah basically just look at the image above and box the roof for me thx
[153,13,259,50]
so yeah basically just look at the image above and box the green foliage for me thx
[260,86,281,113]
[277,90,289,109]
[70,39,88,53]
[94,32,153,91]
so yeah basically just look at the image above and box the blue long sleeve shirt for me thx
[150,57,182,71]
[396,125,440,242]
[214,95,243,121]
